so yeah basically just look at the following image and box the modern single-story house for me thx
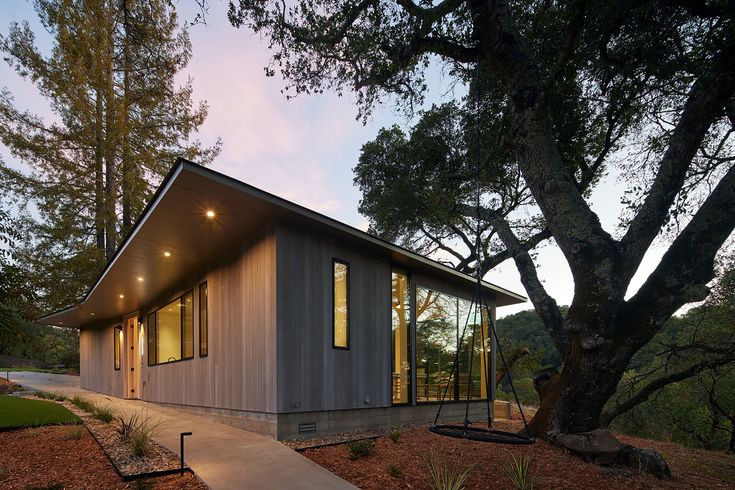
[39,158,525,439]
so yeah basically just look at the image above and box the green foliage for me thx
[25,483,65,490]
[0,0,220,315]
[423,449,476,490]
[387,430,401,443]
[92,404,116,424]
[0,466,8,481]
[65,424,85,440]
[346,439,374,460]
[0,395,79,429]
[117,412,162,458]
[69,396,96,413]
[387,465,402,478]
[503,452,534,490]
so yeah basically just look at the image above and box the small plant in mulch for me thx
[117,412,162,458]
[346,439,375,460]
[25,483,65,490]
[423,449,476,490]
[65,424,85,440]
[35,391,66,401]
[503,452,534,490]
[0,466,8,481]
[133,478,154,490]
[387,430,401,443]
[387,464,402,478]
[92,404,116,424]
[70,395,96,413]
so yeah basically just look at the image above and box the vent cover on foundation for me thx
[298,422,316,434]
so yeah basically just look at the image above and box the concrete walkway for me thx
[8,371,357,490]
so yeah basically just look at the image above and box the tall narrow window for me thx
[147,313,156,366]
[391,268,411,404]
[113,325,122,370]
[333,259,349,349]
[147,291,194,366]
[199,282,208,357]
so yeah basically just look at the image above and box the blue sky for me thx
[0,1,671,317]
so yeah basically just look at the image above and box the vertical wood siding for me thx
[140,230,277,413]
[79,326,125,398]
[276,224,392,412]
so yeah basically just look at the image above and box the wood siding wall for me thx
[79,326,125,398]
[80,228,277,414]
[276,224,392,413]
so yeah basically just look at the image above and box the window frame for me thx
[199,282,208,358]
[113,325,122,371]
[146,290,195,367]
[332,258,350,350]
[390,266,412,406]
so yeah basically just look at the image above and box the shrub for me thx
[48,392,68,401]
[65,424,85,440]
[117,412,162,458]
[503,452,534,490]
[346,439,374,460]
[92,405,116,424]
[387,465,402,478]
[70,396,96,413]
[25,483,64,490]
[387,430,401,443]
[133,478,153,490]
[424,449,476,490]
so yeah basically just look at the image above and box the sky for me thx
[0,0,671,318]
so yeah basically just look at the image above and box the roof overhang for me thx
[38,159,525,327]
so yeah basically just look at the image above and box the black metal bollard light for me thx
[180,431,192,474]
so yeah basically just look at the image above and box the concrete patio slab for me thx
[7,371,357,490]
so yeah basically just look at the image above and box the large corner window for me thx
[391,268,411,404]
[416,287,490,403]
[199,282,208,357]
[147,291,194,366]
[332,259,350,349]
[114,325,122,370]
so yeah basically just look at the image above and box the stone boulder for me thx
[550,429,671,479]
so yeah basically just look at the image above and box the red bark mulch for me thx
[0,425,207,490]
[302,420,735,489]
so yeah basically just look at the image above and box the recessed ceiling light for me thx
[119,294,124,299]
[90,312,95,316]
[164,251,171,257]
[137,277,144,282]
[206,210,216,219]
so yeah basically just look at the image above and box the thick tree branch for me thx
[599,355,735,427]
[620,38,735,281]
[623,163,735,341]
[458,203,567,354]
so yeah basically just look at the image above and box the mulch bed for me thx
[0,376,22,395]
[302,420,735,489]
[51,397,187,480]
[0,425,207,489]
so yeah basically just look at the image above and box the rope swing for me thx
[428,38,534,446]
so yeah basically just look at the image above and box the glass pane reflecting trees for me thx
[416,287,490,402]
[391,269,411,404]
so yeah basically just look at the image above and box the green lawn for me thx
[0,395,80,429]
[1,367,79,375]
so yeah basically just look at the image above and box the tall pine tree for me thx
[0,0,220,311]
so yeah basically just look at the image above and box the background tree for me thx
[0,0,220,311]
[227,0,735,440]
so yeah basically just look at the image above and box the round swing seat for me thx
[429,424,535,445]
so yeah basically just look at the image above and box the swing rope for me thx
[428,33,534,445]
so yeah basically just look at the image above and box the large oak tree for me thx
[226,0,735,437]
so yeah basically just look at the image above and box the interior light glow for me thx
[137,276,144,282]
[206,210,216,219]
[119,294,125,299]
[164,251,171,257]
